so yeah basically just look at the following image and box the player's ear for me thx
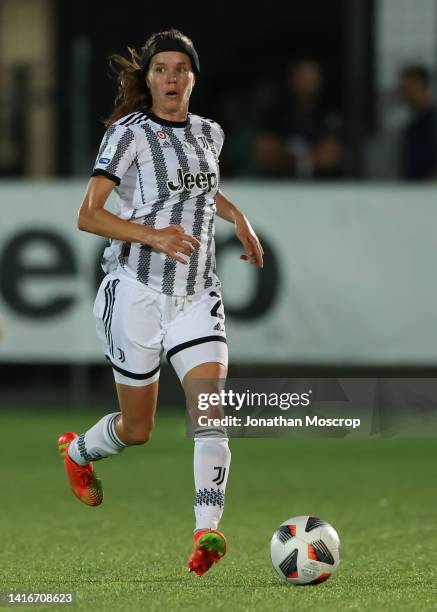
[144,69,151,89]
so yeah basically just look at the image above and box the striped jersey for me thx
[91,110,224,296]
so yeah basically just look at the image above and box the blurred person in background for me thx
[398,65,437,181]
[56,28,263,577]
[219,78,280,177]
[253,59,344,179]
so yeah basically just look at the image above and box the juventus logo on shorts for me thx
[212,466,227,486]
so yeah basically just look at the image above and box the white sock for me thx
[68,412,126,466]
[193,428,231,531]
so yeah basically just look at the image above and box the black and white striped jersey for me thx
[91,110,224,297]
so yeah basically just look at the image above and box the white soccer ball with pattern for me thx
[270,515,340,585]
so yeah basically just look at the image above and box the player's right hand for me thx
[145,225,200,265]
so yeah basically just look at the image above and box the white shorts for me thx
[93,272,228,386]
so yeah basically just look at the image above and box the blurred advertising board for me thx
[0,181,435,364]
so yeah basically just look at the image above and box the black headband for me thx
[140,38,200,75]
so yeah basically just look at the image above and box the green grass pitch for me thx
[1,410,437,611]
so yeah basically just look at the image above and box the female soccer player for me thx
[57,28,263,576]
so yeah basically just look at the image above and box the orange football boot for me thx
[188,529,227,576]
[58,432,103,507]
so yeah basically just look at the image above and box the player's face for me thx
[146,51,195,115]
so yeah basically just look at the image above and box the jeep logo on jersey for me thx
[167,168,217,193]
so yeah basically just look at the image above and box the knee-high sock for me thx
[68,412,126,466]
[193,427,231,531]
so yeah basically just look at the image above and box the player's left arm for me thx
[215,190,264,269]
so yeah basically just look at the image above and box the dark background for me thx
[55,0,374,176]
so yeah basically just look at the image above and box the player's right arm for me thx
[78,174,199,266]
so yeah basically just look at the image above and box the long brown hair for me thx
[105,28,195,127]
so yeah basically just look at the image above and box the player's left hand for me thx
[235,214,264,269]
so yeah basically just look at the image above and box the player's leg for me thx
[58,380,159,507]
[164,290,230,575]
[114,380,159,445]
[183,361,230,576]
[65,378,159,465]
[58,273,162,506]
[183,362,231,533]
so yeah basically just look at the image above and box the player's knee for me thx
[123,423,153,445]
[131,432,151,445]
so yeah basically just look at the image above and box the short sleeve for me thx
[91,124,137,186]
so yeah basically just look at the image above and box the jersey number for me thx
[210,291,224,320]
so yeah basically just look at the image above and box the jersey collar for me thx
[147,111,189,128]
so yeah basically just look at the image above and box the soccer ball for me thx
[270,515,340,585]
